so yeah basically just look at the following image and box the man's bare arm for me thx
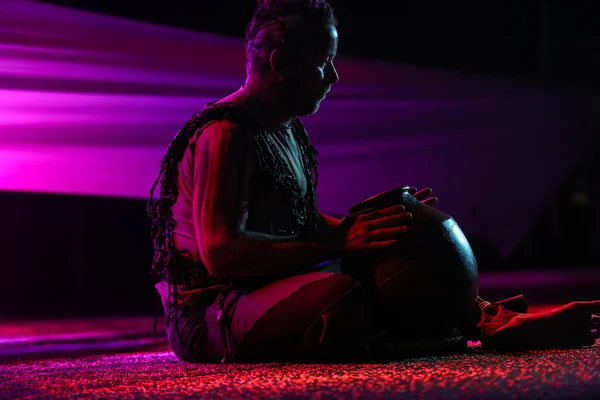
[210,230,340,278]
[309,213,344,246]
[321,213,344,229]
[193,121,341,280]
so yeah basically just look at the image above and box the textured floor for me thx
[1,341,599,399]
[1,269,600,399]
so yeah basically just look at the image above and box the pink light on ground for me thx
[1,334,598,398]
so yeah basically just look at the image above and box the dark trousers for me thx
[164,260,469,363]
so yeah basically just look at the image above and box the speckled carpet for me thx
[2,270,600,399]
[1,340,599,399]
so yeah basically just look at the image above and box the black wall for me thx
[0,192,155,317]
[40,1,600,87]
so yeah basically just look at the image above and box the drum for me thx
[343,186,479,337]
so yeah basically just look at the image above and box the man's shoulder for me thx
[187,113,253,153]
[196,88,256,126]
[188,96,259,131]
[198,118,246,139]
[181,105,252,144]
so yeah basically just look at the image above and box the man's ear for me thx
[269,49,285,79]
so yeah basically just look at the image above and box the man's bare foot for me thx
[491,301,600,351]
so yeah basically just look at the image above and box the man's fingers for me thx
[422,197,438,206]
[369,212,412,229]
[362,239,397,251]
[413,188,433,200]
[574,301,600,306]
[373,204,406,217]
[367,226,411,241]
[353,207,376,216]
[574,300,600,316]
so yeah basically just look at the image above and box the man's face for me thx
[280,24,339,116]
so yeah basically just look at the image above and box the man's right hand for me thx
[340,205,414,255]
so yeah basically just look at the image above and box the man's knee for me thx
[369,260,475,334]
[238,273,368,361]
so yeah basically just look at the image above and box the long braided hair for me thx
[147,110,223,286]
[148,0,336,289]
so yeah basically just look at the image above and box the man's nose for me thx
[327,63,339,84]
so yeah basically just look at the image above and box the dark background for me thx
[38,0,600,86]
[1,1,598,318]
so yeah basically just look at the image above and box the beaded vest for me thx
[149,101,321,289]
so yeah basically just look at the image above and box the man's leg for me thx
[342,253,473,342]
[232,271,373,362]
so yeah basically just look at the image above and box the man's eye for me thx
[319,57,332,68]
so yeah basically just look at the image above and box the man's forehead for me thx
[315,25,338,54]
[288,25,337,59]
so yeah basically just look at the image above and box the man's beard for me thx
[280,80,320,117]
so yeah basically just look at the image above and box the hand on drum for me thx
[408,187,438,207]
[340,205,414,255]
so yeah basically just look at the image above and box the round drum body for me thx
[344,186,479,337]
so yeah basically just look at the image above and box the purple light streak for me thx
[1,0,598,254]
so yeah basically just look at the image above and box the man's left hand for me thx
[408,187,438,206]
